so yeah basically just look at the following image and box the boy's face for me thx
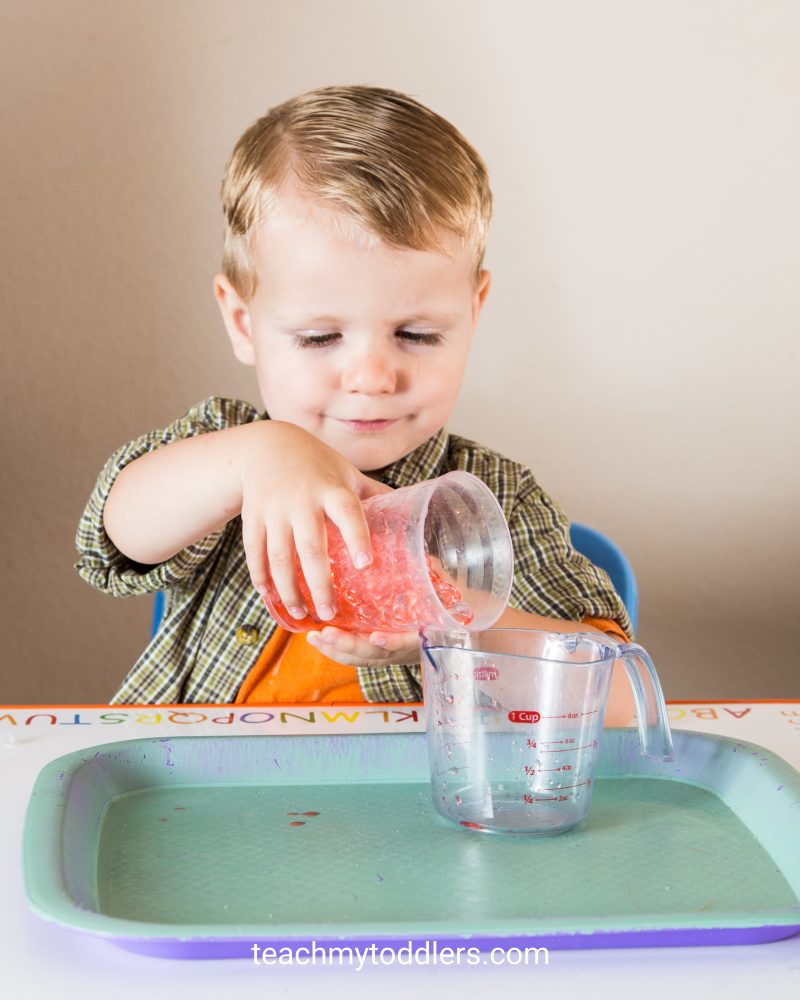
[214,184,491,471]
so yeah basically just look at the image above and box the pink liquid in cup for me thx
[262,472,514,634]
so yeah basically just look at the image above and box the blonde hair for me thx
[220,84,493,300]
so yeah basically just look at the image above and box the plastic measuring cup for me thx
[421,627,674,835]
[262,471,514,633]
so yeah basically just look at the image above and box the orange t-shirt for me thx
[234,628,366,704]
[234,616,630,705]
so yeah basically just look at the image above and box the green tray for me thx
[22,730,800,957]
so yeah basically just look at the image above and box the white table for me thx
[2,701,799,998]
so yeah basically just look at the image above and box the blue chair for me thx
[569,522,638,632]
[151,590,166,639]
[151,524,638,637]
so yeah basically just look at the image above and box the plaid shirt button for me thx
[236,625,260,646]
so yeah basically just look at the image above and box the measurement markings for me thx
[540,741,598,753]
[541,709,601,720]
[541,780,591,791]
[525,794,571,803]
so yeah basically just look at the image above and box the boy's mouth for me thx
[337,418,398,433]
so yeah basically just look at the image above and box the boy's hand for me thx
[306,627,421,669]
[239,420,391,619]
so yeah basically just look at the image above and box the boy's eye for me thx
[293,332,340,349]
[398,330,444,346]
[292,330,444,349]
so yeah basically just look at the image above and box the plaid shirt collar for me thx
[373,426,450,488]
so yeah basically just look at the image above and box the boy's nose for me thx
[340,351,398,394]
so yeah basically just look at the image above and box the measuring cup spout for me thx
[616,642,674,761]
[420,630,471,675]
[421,637,439,673]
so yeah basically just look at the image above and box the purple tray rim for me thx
[91,924,800,959]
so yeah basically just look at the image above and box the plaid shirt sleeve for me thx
[505,467,633,638]
[75,397,261,598]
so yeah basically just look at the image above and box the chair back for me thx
[569,522,639,631]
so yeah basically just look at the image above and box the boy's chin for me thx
[320,418,439,472]
[340,438,416,474]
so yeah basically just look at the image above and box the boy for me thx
[76,84,635,720]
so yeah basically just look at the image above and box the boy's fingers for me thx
[314,627,363,656]
[324,488,372,569]
[264,522,306,616]
[241,517,269,597]
[292,511,336,620]
[355,473,394,500]
[312,627,420,663]
[368,631,419,653]
[308,628,387,666]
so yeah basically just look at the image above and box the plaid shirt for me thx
[75,397,632,704]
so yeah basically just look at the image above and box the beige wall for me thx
[1,0,798,704]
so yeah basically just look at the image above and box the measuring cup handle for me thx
[615,642,674,762]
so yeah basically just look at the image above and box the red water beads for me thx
[267,513,474,632]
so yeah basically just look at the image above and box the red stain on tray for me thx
[287,810,320,826]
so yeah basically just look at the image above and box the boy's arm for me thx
[103,418,389,615]
[102,422,260,565]
[76,397,259,597]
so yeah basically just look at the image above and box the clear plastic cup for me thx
[262,471,514,633]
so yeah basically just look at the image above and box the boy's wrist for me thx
[235,419,311,482]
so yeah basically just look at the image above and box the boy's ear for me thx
[213,274,255,366]
[471,269,492,324]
